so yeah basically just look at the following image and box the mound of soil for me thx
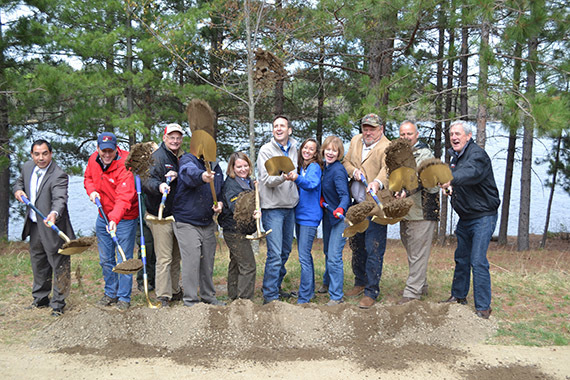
[33,301,496,371]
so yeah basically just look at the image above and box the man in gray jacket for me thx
[396,121,439,304]
[14,139,75,317]
[257,115,299,304]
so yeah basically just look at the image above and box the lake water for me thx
[8,124,570,240]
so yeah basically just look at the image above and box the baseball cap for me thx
[361,114,381,128]
[97,132,117,150]
[164,123,183,135]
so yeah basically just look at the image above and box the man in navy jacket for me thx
[440,121,500,319]
[172,149,224,306]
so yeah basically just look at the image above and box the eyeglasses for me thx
[166,136,183,142]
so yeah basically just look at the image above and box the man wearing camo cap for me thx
[342,113,391,309]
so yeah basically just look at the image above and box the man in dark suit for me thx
[14,139,75,317]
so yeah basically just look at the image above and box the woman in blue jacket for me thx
[285,138,323,304]
[320,136,350,305]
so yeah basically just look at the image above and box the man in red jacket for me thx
[84,132,138,311]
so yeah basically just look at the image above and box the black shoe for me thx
[279,289,292,299]
[26,298,50,309]
[263,298,276,305]
[317,284,329,294]
[97,294,118,306]
[51,308,64,317]
[172,289,183,301]
[440,295,468,305]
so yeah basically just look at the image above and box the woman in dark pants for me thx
[219,152,260,300]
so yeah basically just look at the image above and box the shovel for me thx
[94,197,142,275]
[21,195,90,255]
[264,156,295,176]
[417,158,453,188]
[145,176,176,225]
[135,176,160,308]
[360,174,383,209]
[246,182,272,240]
[189,130,219,206]
[322,201,369,238]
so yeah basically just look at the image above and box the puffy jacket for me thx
[172,153,223,226]
[84,148,138,223]
[294,162,322,227]
[449,139,500,219]
[218,175,254,233]
[142,142,182,217]
[322,160,350,227]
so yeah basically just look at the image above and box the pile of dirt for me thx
[33,301,497,370]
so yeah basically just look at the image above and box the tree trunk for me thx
[245,0,256,166]
[126,8,135,146]
[368,10,395,107]
[273,0,284,116]
[540,135,561,248]
[498,42,522,245]
[459,10,469,120]
[438,21,455,246]
[434,7,445,157]
[0,13,10,239]
[517,36,538,251]
[476,19,489,148]
[316,36,324,145]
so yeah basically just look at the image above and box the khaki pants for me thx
[400,220,436,298]
[147,213,181,299]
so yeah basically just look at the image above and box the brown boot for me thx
[345,285,365,298]
[358,295,375,309]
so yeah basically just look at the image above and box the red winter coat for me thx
[84,148,138,224]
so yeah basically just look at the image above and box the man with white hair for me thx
[143,123,185,307]
[439,121,500,319]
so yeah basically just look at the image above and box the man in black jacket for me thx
[439,121,500,319]
[142,123,184,307]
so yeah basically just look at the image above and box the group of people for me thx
[14,113,500,319]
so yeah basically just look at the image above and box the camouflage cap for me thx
[361,113,382,128]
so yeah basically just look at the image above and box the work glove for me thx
[320,196,325,208]
[333,207,344,219]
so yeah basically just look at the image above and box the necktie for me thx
[30,168,43,222]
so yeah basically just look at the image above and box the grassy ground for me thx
[0,233,568,346]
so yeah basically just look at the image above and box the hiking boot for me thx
[325,299,344,306]
[51,308,64,317]
[97,295,118,307]
[397,296,417,305]
[25,297,50,309]
[317,284,328,294]
[115,301,130,311]
[158,297,170,308]
[345,285,365,298]
[475,308,492,319]
[358,295,375,309]
[278,289,292,299]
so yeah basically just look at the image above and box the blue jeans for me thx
[262,208,295,301]
[322,218,347,301]
[96,216,137,303]
[296,224,317,303]
[350,219,387,300]
[452,214,497,311]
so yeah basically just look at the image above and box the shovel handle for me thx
[204,161,218,206]
[158,176,172,219]
[322,201,345,221]
[360,174,382,207]
[21,195,71,243]
[94,197,128,262]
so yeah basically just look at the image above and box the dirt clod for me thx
[346,201,376,224]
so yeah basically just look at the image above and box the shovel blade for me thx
[389,166,418,192]
[189,130,217,162]
[418,160,453,188]
[113,259,143,274]
[58,246,90,256]
[265,157,295,176]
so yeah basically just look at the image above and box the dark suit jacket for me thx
[14,159,76,252]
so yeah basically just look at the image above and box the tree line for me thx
[2,0,568,250]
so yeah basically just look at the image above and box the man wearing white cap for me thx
[142,123,185,307]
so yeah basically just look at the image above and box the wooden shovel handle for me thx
[204,161,218,206]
